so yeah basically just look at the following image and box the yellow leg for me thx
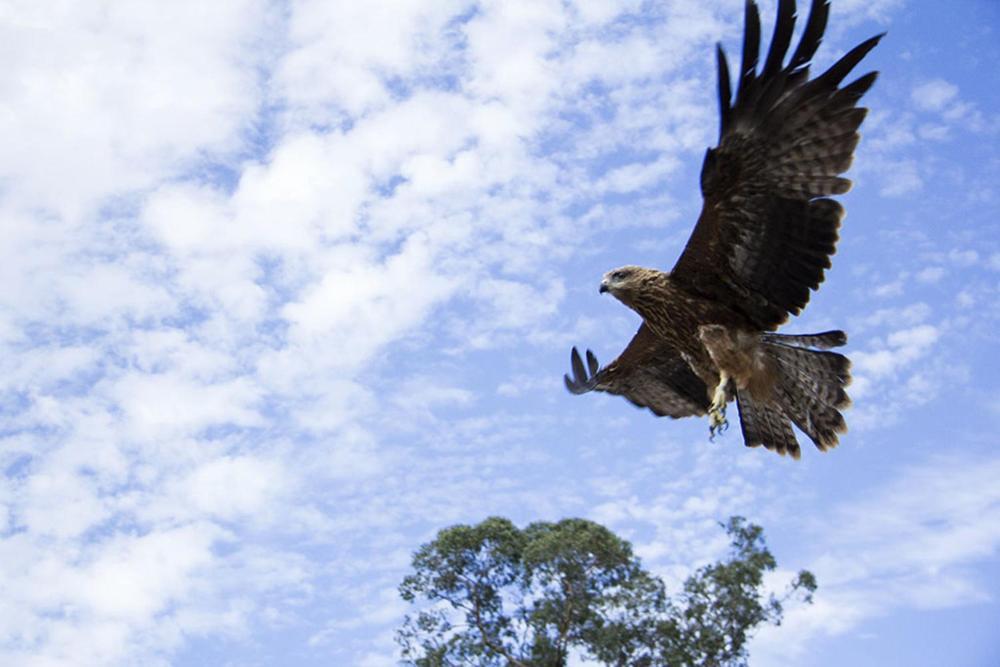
[708,372,729,439]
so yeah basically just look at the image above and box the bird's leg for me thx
[708,372,729,439]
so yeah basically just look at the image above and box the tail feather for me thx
[768,342,851,409]
[736,391,801,459]
[761,329,847,349]
[736,330,852,456]
[773,376,848,451]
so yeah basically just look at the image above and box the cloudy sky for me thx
[1,0,998,665]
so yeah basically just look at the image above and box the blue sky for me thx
[1,0,998,665]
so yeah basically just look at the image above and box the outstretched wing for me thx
[564,324,709,418]
[671,0,882,330]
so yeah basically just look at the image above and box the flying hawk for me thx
[565,0,882,459]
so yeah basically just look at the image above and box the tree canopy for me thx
[397,516,815,666]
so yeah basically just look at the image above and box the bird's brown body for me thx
[566,0,877,459]
[608,269,746,389]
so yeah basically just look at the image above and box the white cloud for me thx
[571,0,640,25]
[595,156,682,194]
[846,316,953,432]
[110,372,263,440]
[275,0,471,122]
[165,455,290,522]
[872,277,904,297]
[754,455,1000,665]
[916,266,946,283]
[850,302,931,332]
[886,323,939,351]
[20,469,109,541]
[948,248,979,266]
[832,0,904,24]
[81,525,221,620]
[912,79,959,113]
[851,323,939,394]
[496,373,557,398]
[0,0,269,220]
[275,238,455,384]
[956,290,975,308]
[470,277,567,334]
[878,159,923,197]
[909,77,987,135]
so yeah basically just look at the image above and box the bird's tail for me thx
[736,330,851,459]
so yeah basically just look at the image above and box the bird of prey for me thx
[565,0,882,459]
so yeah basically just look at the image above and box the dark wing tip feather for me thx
[565,347,603,394]
[788,0,830,69]
[840,70,880,101]
[717,43,732,136]
[564,347,591,394]
[738,0,762,91]
[762,0,796,79]
[571,346,586,379]
[815,32,885,89]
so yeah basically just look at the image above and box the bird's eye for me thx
[613,270,628,280]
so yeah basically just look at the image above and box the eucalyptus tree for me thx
[398,516,815,666]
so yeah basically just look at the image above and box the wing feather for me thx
[716,44,733,135]
[673,0,882,330]
[761,0,795,80]
[788,0,829,70]
[738,0,762,105]
[565,325,709,419]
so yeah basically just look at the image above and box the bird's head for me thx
[600,266,667,307]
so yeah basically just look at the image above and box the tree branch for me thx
[472,591,528,667]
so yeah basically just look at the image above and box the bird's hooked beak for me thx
[599,279,609,294]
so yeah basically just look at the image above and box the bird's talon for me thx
[707,403,728,441]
